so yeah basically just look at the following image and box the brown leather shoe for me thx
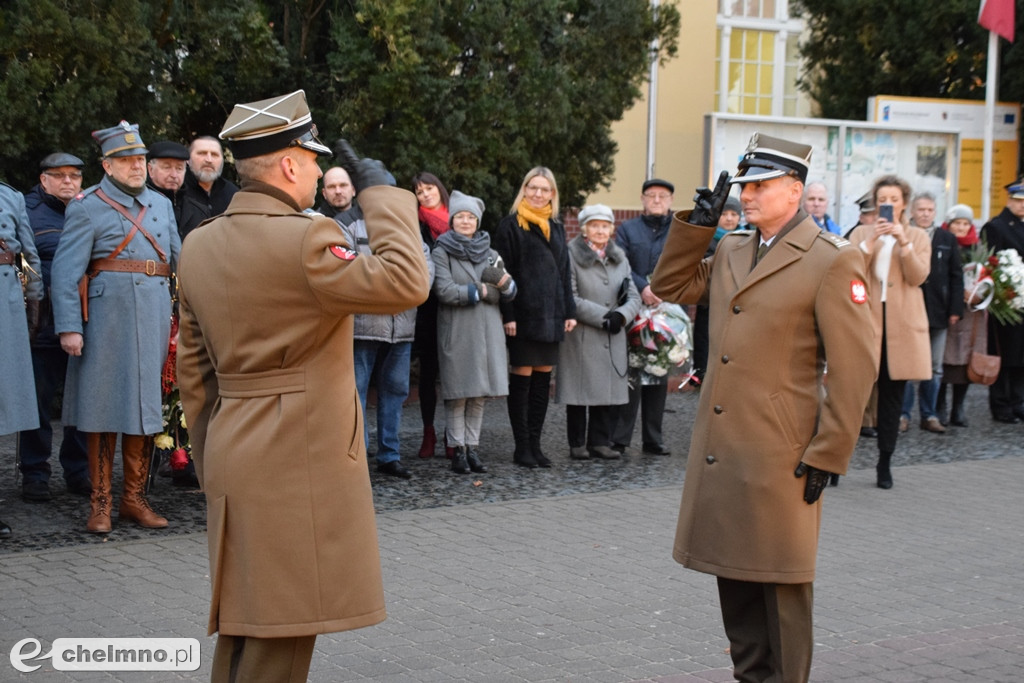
[920,417,946,434]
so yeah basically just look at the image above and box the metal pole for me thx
[646,0,660,179]
[982,30,999,223]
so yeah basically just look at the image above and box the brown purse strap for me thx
[94,188,167,263]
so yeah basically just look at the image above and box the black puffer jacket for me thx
[492,213,575,343]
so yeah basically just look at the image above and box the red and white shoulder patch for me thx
[329,245,357,261]
[850,280,867,304]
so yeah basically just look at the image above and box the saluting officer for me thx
[651,133,878,682]
[51,121,180,535]
[176,90,429,682]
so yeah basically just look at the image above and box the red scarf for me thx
[419,204,449,241]
[944,221,979,248]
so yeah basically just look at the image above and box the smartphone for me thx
[878,203,894,222]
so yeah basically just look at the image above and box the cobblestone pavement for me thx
[1,384,1022,681]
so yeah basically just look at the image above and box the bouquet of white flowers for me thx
[626,302,691,386]
[963,243,1024,325]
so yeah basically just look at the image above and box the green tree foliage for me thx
[794,0,1024,121]
[0,0,678,219]
[0,0,288,188]
[324,0,679,223]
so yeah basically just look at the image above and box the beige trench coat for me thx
[847,224,932,380]
[651,212,877,583]
[176,185,429,637]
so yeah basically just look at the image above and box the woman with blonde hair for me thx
[493,167,577,468]
[848,175,932,489]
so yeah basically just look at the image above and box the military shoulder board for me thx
[816,231,849,249]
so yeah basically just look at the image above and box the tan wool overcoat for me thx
[176,185,429,638]
[651,211,878,583]
[846,224,932,380]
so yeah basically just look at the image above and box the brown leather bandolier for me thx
[78,189,171,322]
[0,238,16,265]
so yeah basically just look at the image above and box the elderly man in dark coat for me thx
[51,122,180,534]
[19,152,91,502]
[651,133,877,682]
[981,177,1024,423]
[176,91,429,683]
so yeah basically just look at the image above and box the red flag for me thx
[979,0,1016,42]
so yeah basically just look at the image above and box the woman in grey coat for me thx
[432,191,516,474]
[557,204,641,459]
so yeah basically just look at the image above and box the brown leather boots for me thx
[85,433,168,534]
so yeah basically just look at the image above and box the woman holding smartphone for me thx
[848,175,932,489]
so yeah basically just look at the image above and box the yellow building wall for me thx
[588,2,718,212]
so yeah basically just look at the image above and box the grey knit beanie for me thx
[448,190,485,224]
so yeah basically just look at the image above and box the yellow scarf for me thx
[516,201,552,241]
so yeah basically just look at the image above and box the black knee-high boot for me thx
[876,450,893,489]
[528,371,553,468]
[950,384,969,427]
[507,374,535,468]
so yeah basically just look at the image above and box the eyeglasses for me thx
[643,192,671,201]
[43,171,83,181]
[525,184,553,195]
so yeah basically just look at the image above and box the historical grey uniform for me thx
[0,182,43,435]
[51,176,179,434]
[50,120,180,535]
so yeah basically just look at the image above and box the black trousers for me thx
[717,577,814,683]
[988,365,1024,418]
[611,374,667,447]
[876,322,907,457]
[565,404,617,448]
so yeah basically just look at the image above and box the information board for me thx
[705,113,960,231]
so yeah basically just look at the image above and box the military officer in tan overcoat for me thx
[175,91,429,683]
[651,133,878,682]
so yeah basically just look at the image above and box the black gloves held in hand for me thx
[602,311,626,335]
[332,139,394,191]
[689,170,732,227]
[794,462,832,505]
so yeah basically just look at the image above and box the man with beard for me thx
[18,152,91,502]
[316,166,356,217]
[51,121,179,534]
[178,135,238,239]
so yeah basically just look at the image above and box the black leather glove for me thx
[481,266,510,290]
[688,171,732,227]
[602,311,626,335]
[26,298,40,342]
[332,139,393,192]
[479,282,500,304]
[794,462,832,504]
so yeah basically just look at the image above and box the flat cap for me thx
[220,90,331,160]
[732,132,812,185]
[642,178,674,194]
[40,152,84,170]
[1006,177,1024,199]
[92,121,148,158]
[578,203,615,226]
[147,141,189,160]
